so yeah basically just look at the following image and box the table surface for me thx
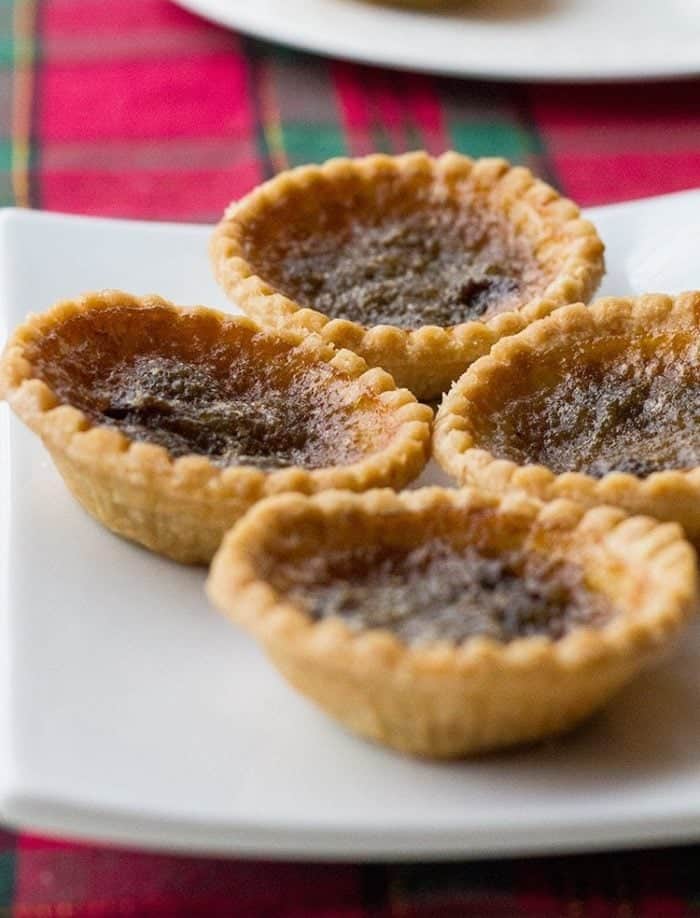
[1,1,700,915]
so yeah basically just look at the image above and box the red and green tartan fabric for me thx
[3,834,700,917]
[3,0,700,218]
[2,1,700,915]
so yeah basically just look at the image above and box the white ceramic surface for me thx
[1,189,700,859]
[173,0,700,82]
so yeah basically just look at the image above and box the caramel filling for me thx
[273,540,610,645]
[27,305,395,470]
[252,208,544,329]
[484,348,700,478]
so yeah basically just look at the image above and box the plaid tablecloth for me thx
[2,1,700,915]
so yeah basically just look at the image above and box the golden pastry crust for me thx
[211,151,604,401]
[434,292,700,542]
[0,290,432,564]
[207,486,696,758]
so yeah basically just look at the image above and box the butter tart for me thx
[211,152,604,401]
[434,292,700,542]
[0,291,432,564]
[207,487,696,758]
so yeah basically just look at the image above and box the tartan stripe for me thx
[449,121,539,163]
[0,831,17,916]
[547,151,700,207]
[9,0,37,208]
[530,80,700,205]
[401,73,450,156]
[0,855,14,916]
[39,53,255,141]
[282,123,346,165]
[0,138,10,168]
[40,136,257,170]
[244,36,276,183]
[0,37,14,66]
[43,28,235,61]
[388,861,517,918]
[39,163,263,219]
[15,836,365,917]
[43,0,207,34]
[333,61,376,158]
[258,52,289,173]
[270,49,348,165]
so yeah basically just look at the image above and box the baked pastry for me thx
[0,291,432,564]
[211,152,604,400]
[207,487,696,758]
[434,292,700,542]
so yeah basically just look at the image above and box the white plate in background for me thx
[1,189,700,859]
[173,0,700,82]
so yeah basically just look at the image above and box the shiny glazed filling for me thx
[272,539,611,645]
[483,346,700,478]
[253,208,544,329]
[26,305,395,470]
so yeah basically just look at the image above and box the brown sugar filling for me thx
[483,345,700,479]
[25,305,395,470]
[251,207,544,329]
[272,539,611,645]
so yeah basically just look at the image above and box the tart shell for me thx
[207,487,696,758]
[211,152,604,401]
[0,291,432,564]
[434,292,700,543]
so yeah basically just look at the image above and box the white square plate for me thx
[2,191,700,860]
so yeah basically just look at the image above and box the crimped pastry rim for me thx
[0,290,433,504]
[210,151,604,394]
[434,292,700,512]
[207,486,697,675]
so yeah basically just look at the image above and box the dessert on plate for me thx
[434,292,700,542]
[211,151,604,400]
[207,486,696,757]
[0,290,432,563]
